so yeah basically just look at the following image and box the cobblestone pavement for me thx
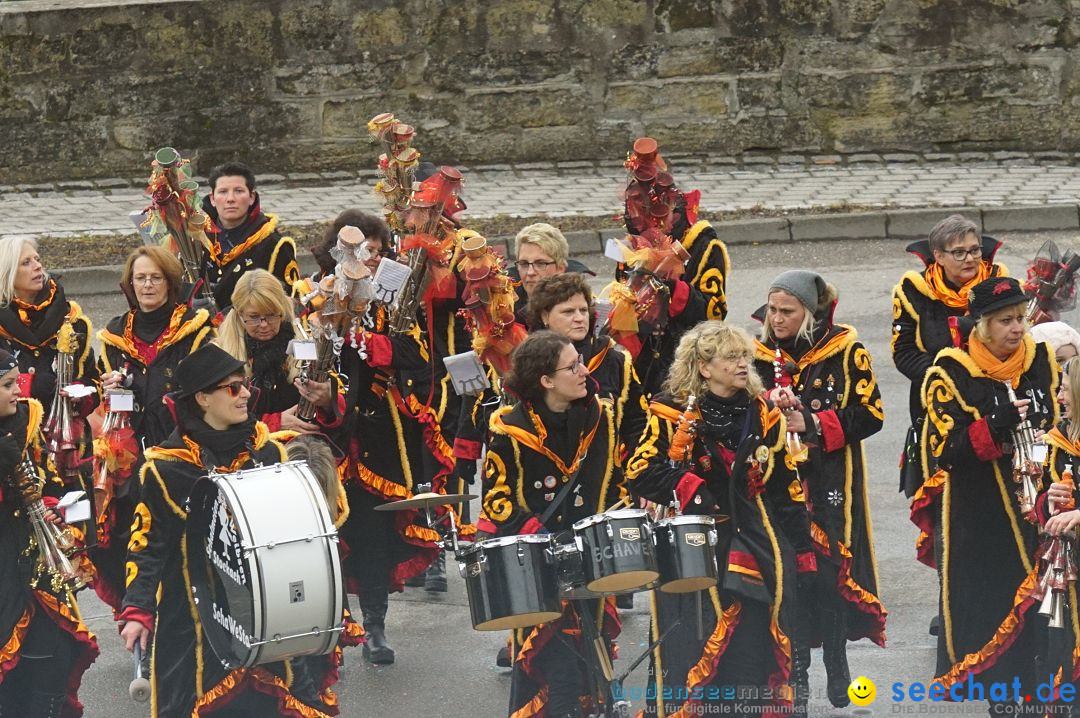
[6,154,1080,237]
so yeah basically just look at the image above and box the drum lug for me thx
[709,529,718,546]
[605,521,614,540]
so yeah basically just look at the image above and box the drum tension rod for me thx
[242,531,338,553]
[247,625,344,648]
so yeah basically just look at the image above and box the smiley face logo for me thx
[848,676,876,706]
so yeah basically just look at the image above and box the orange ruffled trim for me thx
[0,608,32,678]
[910,468,946,568]
[352,461,409,501]
[669,601,743,718]
[194,665,332,718]
[810,523,888,647]
[509,686,548,718]
[933,567,1039,690]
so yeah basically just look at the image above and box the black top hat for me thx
[967,276,1027,319]
[174,344,246,399]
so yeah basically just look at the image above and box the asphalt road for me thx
[69,230,1080,717]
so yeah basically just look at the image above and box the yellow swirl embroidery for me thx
[129,502,151,553]
[926,379,956,458]
[482,451,513,522]
[853,346,884,420]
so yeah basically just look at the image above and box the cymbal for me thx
[374,492,478,511]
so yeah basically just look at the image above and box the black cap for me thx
[967,276,1027,319]
[0,349,16,378]
[173,344,246,399]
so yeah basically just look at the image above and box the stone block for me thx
[463,85,590,130]
[885,208,982,239]
[712,217,790,244]
[982,205,1079,232]
[789,212,886,241]
[563,229,603,255]
[605,79,730,120]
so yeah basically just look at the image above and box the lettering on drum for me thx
[212,601,253,648]
[593,540,642,563]
[206,496,248,587]
[685,532,706,547]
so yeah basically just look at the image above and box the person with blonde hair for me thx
[752,270,886,712]
[626,320,812,716]
[94,245,214,612]
[509,222,595,318]
[912,276,1057,714]
[215,269,336,433]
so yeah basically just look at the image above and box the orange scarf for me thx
[924,262,994,310]
[968,334,1028,388]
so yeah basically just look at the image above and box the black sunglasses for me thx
[213,379,249,398]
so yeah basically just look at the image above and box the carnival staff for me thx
[216,269,334,433]
[912,277,1057,713]
[0,348,98,718]
[480,330,624,718]
[892,214,1007,497]
[752,270,886,711]
[94,246,213,611]
[118,344,328,717]
[625,321,814,717]
[200,162,300,309]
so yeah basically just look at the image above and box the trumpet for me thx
[10,450,85,593]
[44,319,82,486]
[1003,382,1041,522]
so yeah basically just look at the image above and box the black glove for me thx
[986,402,1022,437]
[454,457,478,487]
[0,434,21,482]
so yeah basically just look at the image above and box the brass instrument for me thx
[44,319,82,486]
[295,320,338,424]
[388,166,463,334]
[11,450,85,593]
[1004,382,1041,522]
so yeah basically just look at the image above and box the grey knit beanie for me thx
[769,270,826,311]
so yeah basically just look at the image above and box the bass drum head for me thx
[186,478,257,669]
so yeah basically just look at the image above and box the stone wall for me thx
[1,0,1079,183]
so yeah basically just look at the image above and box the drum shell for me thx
[654,515,719,593]
[187,461,344,668]
[573,509,658,593]
[458,536,561,631]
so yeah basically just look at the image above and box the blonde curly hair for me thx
[663,321,762,404]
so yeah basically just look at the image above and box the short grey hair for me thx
[928,214,979,253]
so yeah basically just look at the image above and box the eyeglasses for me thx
[943,246,982,261]
[516,260,557,273]
[213,380,249,398]
[552,354,586,375]
[133,274,166,286]
[240,314,283,327]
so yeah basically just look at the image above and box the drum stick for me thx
[605,496,631,512]
[130,643,151,702]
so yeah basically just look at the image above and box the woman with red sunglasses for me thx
[117,343,334,717]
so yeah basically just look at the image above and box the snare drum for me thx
[654,515,719,593]
[186,461,344,668]
[458,535,561,631]
[572,509,659,593]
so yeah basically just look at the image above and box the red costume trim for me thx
[363,332,393,368]
[675,472,705,511]
[816,409,845,453]
[669,279,690,317]
[453,437,483,461]
[796,551,818,573]
[968,418,1005,462]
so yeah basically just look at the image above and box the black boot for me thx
[424,551,447,593]
[790,640,811,716]
[496,643,512,667]
[28,691,66,718]
[363,622,396,665]
[823,610,851,708]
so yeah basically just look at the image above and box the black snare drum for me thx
[572,509,658,593]
[458,535,561,631]
[654,515,719,593]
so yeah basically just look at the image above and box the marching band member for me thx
[912,277,1056,714]
[199,162,300,310]
[626,321,813,717]
[0,348,98,718]
[0,236,98,480]
[1030,320,1080,368]
[524,273,647,461]
[752,270,886,711]
[892,214,1007,498]
[216,269,334,433]
[118,344,329,717]
[94,246,214,611]
[480,330,624,718]
[507,222,595,321]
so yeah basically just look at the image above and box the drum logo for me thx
[619,528,641,541]
[207,498,248,587]
[685,533,707,547]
